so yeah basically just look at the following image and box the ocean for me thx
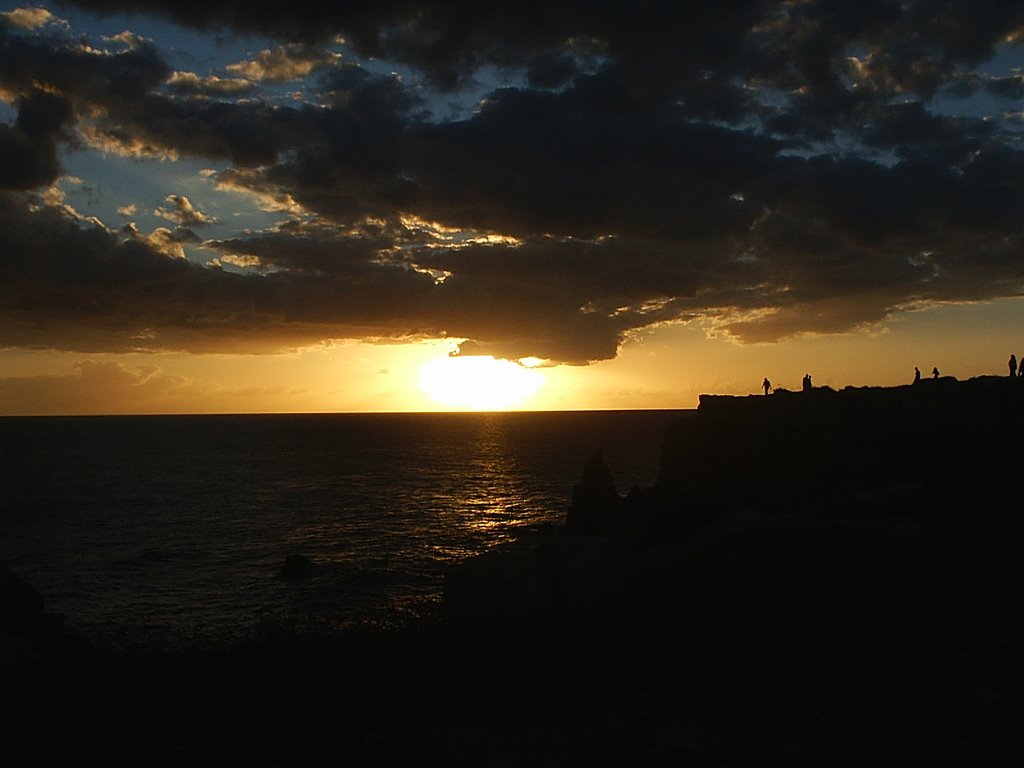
[1,410,686,651]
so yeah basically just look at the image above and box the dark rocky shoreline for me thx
[5,377,1024,765]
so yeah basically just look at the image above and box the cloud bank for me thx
[1,1,1022,363]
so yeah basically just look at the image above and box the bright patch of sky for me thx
[929,42,1024,129]
[58,146,284,265]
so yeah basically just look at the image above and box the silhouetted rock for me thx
[280,554,312,579]
[1,565,86,665]
[443,534,616,649]
[565,449,622,534]
[444,375,1024,669]
[0,565,44,619]
[654,376,1024,528]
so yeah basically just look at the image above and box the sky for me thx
[0,0,1022,414]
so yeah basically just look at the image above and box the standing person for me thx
[913,367,921,384]
[932,367,940,379]
[1010,354,1018,378]
[762,377,772,395]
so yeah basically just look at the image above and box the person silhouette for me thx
[913,366,921,384]
[802,373,812,391]
[1010,354,1018,378]
[762,377,772,395]
[932,367,940,379]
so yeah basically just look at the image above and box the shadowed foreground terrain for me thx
[5,377,1024,765]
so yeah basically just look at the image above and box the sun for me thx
[418,355,544,410]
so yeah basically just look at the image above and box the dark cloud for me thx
[399,80,777,240]
[525,53,579,90]
[0,89,74,189]
[0,20,169,101]
[91,95,315,165]
[2,175,1022,364]
[56,2,1024,97]
[0,1,1020,363]
[859,102,990,164]
[986,75,1024,100]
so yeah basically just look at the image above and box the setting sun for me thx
[419,356,544,410]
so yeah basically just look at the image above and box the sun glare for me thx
[419,355,544,410]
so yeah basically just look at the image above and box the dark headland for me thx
[5,376,1024,765]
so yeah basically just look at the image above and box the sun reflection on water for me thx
[431,413,536,552]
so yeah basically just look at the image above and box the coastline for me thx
[5,378,1024,764]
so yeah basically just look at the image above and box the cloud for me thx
[165,71,255,97]
[225,44,340,83]
[0,21,170,102]
[2,2,1024,365]
[399,80,777,240]
[0,88,74,190]
[0,191,435,354]
[55,2,1024,98]
[0,360,196,415]
[0,7,66,30]
[122,221,194,259]
[153,195,217,227]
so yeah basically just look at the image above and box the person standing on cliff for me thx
[1010,354,1017,378]
[762,377,772,395]
[932,367,940,379]
[913,367,921,384]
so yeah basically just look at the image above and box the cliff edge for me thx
[568,375,1024,535]
[445,376,1024,666]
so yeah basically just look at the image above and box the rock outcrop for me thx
[654,376,1023,528]
[1,565,86,667]
[565,376,1024,536]
[564,449,623,534]
[443,376,1024,658]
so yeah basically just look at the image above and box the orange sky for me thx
[2,297,1021,415]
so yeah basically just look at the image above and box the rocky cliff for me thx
[568,375,1024,535]
[447,376,1024,669]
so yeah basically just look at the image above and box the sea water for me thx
[0,410,686,650]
